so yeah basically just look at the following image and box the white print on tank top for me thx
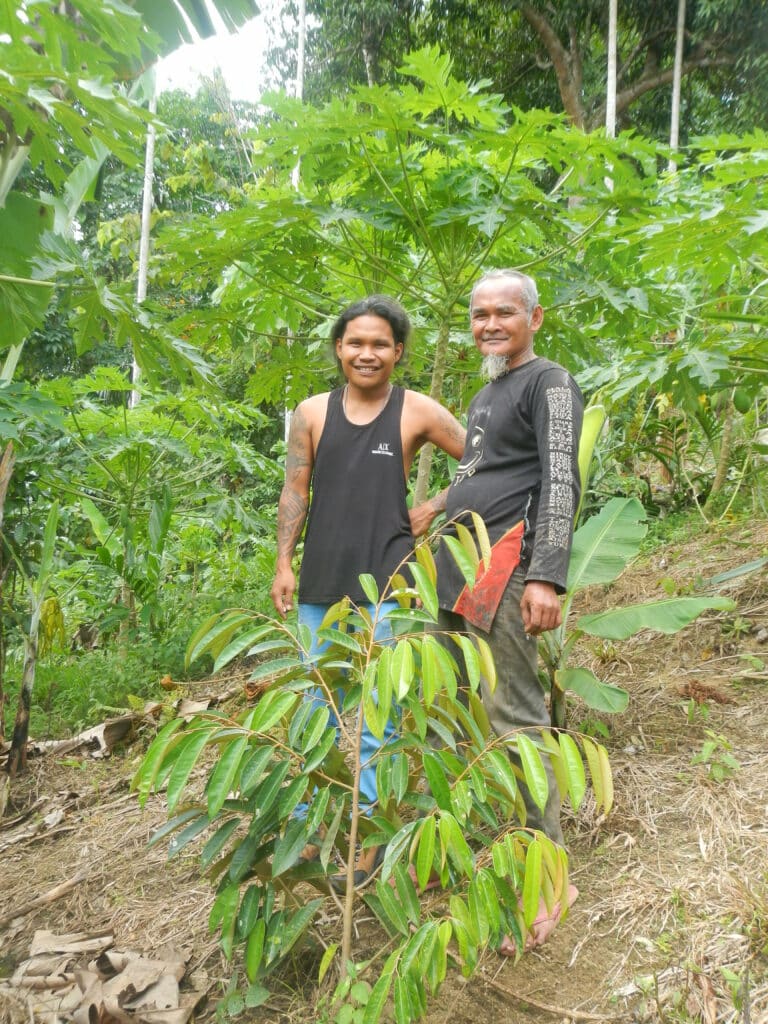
[371,442,395,456]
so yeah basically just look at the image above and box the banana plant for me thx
[541,495,736,729]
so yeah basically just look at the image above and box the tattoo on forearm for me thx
[430,487,449,513]
[277,487,308,560]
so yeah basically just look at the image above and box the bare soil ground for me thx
[2,517,768,1024]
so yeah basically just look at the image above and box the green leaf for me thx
[416,816,437,891]
[483,749,518,804]
[577,404,606,516]
[409,561,439,620]
[439,812,474,876]
[165,727,214,812]
[362,951,397,1024]
[186,611,256,667]
[515,733,549,812]
[567,497,647,593]
[207,735,249,816]
[147,809,204,849]
[131,718,186,805]
[423,754,452,811]
[303,726,337,774]
[556,667,629,713]
[390,638,415,700]
[267,900,324,967]
[245,982,270,1008]
[456,635,481,691]
[557,734,587,811]
[200,818,241,869]
[272,817,311,877]
[245,918,266,982]
[577,596,735,641]
[240,747,275,797]
[359,572,380,605]
[521,839,542,928]
[443,535,478,589]
[250,689,299,732]
[316,628,362,654]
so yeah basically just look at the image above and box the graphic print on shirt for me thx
[544,385,575,549]
[453,423,486,484]
[372,441,394,456]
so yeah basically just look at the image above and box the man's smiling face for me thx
[470,278,543,371]
[336,314,402,389]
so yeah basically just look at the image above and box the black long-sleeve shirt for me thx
[436,358,583,618]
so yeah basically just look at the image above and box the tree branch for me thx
[520,2,585,128]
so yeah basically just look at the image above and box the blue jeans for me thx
[297,601,399,815]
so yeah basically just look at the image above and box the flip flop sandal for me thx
[330,843,386,892]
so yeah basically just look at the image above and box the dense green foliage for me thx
[0,1,766,1016]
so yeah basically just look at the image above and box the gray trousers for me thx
[436,570,564,846]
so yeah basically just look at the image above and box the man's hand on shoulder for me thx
[520,580,562,635]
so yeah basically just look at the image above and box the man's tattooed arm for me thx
[276,404,313,565]
[271,404,314,616]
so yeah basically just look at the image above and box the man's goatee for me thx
[481,354,510,382]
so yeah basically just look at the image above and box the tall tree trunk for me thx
[129,89,157,409]
[704,396,734,513]
[668,0,687,172]
[605,0,618,140]
[285,0,307,445]
[7,616,38,777]
[0,442,15,744]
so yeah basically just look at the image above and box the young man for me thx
[270,294,465,884]
[434,269,583,952]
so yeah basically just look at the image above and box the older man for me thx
[434,269,583,951]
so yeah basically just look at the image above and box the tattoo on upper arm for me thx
[285,405,312,483]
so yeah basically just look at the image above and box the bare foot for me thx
[498,883,579,957]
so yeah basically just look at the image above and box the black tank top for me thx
[298,385,413,604]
